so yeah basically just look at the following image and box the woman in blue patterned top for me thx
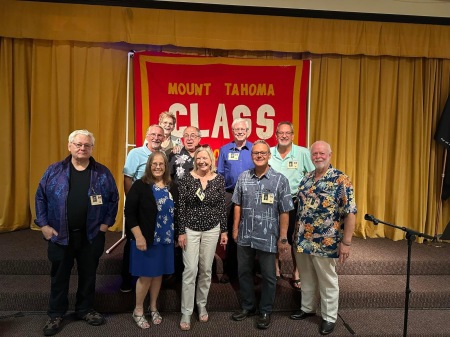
[177,146,228,331]
[125,151,178,329]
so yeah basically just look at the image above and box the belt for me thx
[225,188,234,193]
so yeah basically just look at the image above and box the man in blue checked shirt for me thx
[217,118,254,283]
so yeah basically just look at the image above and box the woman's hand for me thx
[135,236,147,251]
[220,232,228,248]
[178,234,187,250]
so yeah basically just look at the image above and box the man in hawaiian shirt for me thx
[290,140,357,336]
[169,126,202,182]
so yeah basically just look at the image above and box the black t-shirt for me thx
[67,162,91,231]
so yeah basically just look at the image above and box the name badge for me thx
[261,193,274,204]
[288,161,299,169]
[90,195,103,205]
[228,152,240,160]
[196,188,205,201]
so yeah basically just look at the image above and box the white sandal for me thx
[180,314,191,330]
[198,307,208,322]
[132,311,150,329]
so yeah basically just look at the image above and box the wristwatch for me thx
[279,237,288,244]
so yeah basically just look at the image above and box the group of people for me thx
[35,111,357,336]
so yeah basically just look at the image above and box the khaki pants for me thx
[295,251,339,323]
[181,225,220,315]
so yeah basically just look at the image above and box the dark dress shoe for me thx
[320,320,335,335]
[231,308,257,321]
[256,313,271,329]
[290,310,315,320]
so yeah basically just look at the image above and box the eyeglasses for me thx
[72,142,93,149]
[233,128,248,132]
[251,151,269,157]
[151,162,165,167]
[276,131,293,136]
[183,133,199,140]
[146,133,164,138]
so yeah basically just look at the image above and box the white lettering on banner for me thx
[168,103,276,140]
[211,104,230,139]
[256,104,275,139]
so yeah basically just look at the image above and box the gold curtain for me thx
[1,38,449,239]
[309,55,450,240]
[0,0,449,239]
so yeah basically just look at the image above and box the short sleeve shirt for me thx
[232,167,294,253]
[123,145,151,181]
[269,144,315,197]
[295,166,357,258]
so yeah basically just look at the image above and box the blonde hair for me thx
[193,146,216,173]
[158,111,177,125]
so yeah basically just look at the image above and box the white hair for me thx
[68,129,95,145]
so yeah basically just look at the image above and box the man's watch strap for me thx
[279,237,288,244]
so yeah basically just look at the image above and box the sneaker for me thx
[43,316,63,336]
[120,281,133,293]
[81,310,105,326]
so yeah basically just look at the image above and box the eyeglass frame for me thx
[71,142,93,149]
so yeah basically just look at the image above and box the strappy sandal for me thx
[132,311,150,329]
[180,314,191,331]
[198,307,208,323]
[150,310,162,325]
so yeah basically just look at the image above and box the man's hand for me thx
[99,224,108,232]
[41,225,58,240]
[338,242,351,264]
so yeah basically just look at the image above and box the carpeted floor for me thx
[1,309,450,336]
[1,229,449,336]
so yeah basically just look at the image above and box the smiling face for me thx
[251,142,271,169]
[160,116,175,137]
[145,125,164,151]
[232,121,249,143]
[68,134,93,162]
[195,150,212,174]
[310,141,332,171]
[150,153,166,181]
[275,123,294,147]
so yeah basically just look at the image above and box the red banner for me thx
[134,52,310,155]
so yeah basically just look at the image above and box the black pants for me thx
[47,230,105,318]
[223,191,238,278]
[121,236,132,284]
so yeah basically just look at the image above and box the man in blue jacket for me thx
[35,129,119,336]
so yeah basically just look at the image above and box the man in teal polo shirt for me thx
[269,121,314,289]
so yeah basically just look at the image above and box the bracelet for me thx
[341,241,351,246]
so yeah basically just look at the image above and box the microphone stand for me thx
[365,215,434,337]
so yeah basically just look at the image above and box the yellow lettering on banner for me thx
[224,83,275,96]
[168,83,211,95]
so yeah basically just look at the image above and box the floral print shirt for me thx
[169,147,194,183]
[295,165,357,258]
[152,185,175,245]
